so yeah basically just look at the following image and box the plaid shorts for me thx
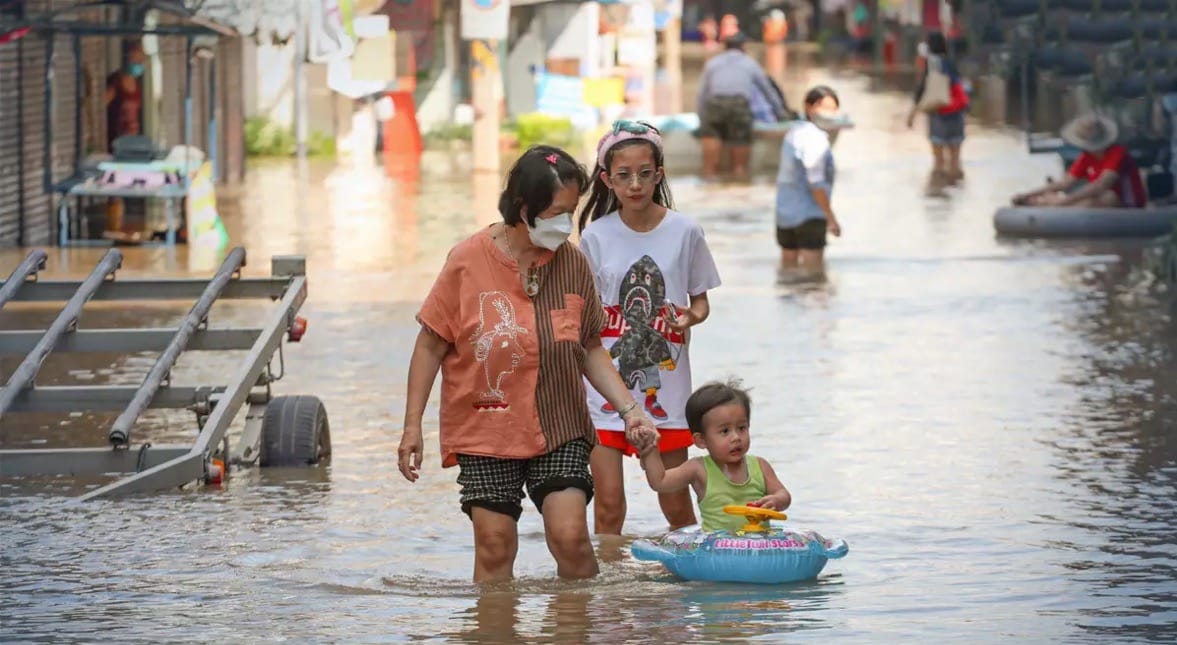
[455,439,594,521]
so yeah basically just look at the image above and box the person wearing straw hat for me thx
[1011,113,1147,209]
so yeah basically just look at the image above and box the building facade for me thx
[0,0,246,247]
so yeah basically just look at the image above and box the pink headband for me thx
[595,122,664,170]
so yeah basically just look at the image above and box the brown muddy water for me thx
[2,67,1176,643]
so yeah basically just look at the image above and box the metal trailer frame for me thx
[0,247,331,500]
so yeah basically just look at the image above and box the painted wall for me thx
[240,39,336,137]
[414,6,457,131]
[505,2,601,119]
[542,2,600,77]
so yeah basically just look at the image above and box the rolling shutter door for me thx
[0,42,22,246]
[50,32,79,245]
[19,35,50,246]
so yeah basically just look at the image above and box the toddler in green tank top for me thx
[631,380,792,532]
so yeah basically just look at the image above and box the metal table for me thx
[56,181,188,247]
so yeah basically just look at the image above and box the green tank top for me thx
[699,455,767,532]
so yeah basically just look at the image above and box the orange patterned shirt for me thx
[417,227,607,467]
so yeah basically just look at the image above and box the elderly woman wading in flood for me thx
[397,146,658,583]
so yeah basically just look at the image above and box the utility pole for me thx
[471,39,500,174]
[294,0,309,160]
[662,16,682,113]
[460,0,508,173]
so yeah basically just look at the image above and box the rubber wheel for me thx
[260,395,332,467]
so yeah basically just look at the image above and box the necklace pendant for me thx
[525,274,539,297]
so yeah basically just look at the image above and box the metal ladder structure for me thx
[0,248,331,500]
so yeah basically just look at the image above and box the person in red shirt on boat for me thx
[1012,113,1148,209]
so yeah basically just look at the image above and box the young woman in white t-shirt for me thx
[577,120,723,535]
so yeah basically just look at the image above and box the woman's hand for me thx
[398,425,424,482]
[624,409,656,435]
[628,424,659,456]
[828,218,842,237]
[400,327,448,483]
[624,411,658,451]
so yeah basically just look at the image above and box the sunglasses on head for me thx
[611,120,658,135]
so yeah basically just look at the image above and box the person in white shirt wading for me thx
[775,86,851,271]
[577,120,723,535]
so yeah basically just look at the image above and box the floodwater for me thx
[3,67,1177,643]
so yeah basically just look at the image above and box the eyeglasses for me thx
[611,120,659,136]
[609,169,660,186]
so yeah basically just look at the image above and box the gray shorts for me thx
[928,111,965,146]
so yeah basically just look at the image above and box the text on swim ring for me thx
[712,538,805,550]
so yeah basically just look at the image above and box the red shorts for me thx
[596,428,694,457]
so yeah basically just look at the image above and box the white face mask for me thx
[528,212,574,251]
[810,109,845,128]
[809,110,849,144]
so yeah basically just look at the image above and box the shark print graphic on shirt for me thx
[605,255,678,420]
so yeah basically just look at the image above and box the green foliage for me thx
[508,113,577,150]
[245,117,294,156]
[420,113,578,151]
[308,130,336,157]
[423,122,473,146]
[244,116,335,158]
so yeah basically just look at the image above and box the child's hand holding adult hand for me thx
[624,414,658,453]
[636,431,660,458]
[629,428,658,456]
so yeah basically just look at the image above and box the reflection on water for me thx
[3,68,1177,642]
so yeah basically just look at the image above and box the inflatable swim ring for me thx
[631,505,848,585]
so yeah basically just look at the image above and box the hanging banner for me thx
[339,0,356,38]
[460,0,509,41]
[309,0,356,63]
